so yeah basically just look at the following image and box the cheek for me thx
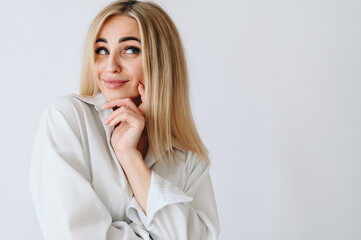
[135,61,143,80]
[94,62,104,90]
[94,62,102,78]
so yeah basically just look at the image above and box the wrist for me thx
[115,149,142,165]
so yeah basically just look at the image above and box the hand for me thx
[104,83,151,213]
[103,83,146,155]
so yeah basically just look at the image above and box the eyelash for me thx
[95,47,109,55]
[95,46,141,55]
[124,46,141,54]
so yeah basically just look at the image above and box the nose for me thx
[105,53,121,73]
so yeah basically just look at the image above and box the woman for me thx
[29,0,219,239]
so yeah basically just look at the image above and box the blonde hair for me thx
[80,0,209,164]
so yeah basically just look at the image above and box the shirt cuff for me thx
[126,171,193,228]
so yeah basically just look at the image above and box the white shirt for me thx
[29,93,220,240]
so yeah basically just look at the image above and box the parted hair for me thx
[80,0,209,164]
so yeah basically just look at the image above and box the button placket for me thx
[97,104,132,193]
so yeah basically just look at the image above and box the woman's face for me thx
[94,14,143,102]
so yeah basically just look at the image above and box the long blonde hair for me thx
[80,0,209,164]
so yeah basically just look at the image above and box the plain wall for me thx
[0,0,360,239]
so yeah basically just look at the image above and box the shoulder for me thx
[171,150,212,192]
[40,94,96,132]
[49,94,92,114]
[44,94,98,120]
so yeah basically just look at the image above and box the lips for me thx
[103,79,129,89]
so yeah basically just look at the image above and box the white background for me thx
[0,0,360,239]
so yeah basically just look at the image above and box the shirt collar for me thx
[70,92,107,113]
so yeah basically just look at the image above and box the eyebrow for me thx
[95,36,141,43]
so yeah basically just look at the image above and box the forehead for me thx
[97,14,140,38]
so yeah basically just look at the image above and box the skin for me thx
[95,15,143,103]
[95,14,151,214]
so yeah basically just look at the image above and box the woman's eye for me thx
[123,47,140,55]
[95,47,109,55]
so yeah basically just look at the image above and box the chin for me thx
[102,89,139,102]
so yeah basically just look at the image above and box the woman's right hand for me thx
[103,83,146,158]
[103,83,151,214]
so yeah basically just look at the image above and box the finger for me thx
[104,106,129,125]
[108,109,145,128]
[138,82,145,103]
[138,103,145,116]
[103,98,139,113]
[104,106,144,125]
[138,83,146,115]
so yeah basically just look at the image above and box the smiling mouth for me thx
[103,79,129,89]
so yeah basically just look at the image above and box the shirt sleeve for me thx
[29,100,151,240]
[126,153,220,240]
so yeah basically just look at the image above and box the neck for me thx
[132,95,142,108]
